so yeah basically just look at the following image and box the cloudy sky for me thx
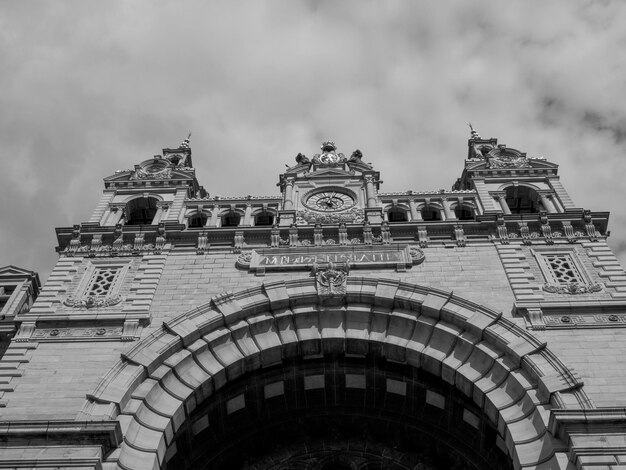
[1,0,625,283]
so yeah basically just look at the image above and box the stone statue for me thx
[295,153,310,165]
[349,149,363,162]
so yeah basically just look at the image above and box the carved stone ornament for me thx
[63,295,123,309]
[235,251,253,269]
[296,207,365,225]
[313,261,349,298]
[65,242,163,257]
[311,141,347,167]
[542,282,603,295]
[409,247,426,265]
[487,155,531,169]
[32,326,124,340]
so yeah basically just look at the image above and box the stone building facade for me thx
[1,132,626,469]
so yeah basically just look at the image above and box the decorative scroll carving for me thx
[518,222,532,245]
[363,223,373,245]
[417,225,428,248]
[197,232,209,254]
[63,295,123,309]
[496,215,509,244]
[583,210,599,241]
[381,222,391,244]
[314,225,323,246]
[542,283,603,295]
[233,231,244,253]
[288,225,298,247]
[155,223,166,253]
[454,225,466,247]
[271,226,280,248]
[562,222,577,243]
[540,212,553,244]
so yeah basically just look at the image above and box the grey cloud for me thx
[1,0,626,281]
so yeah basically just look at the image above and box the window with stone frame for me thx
[66,261,129,308]
[542,254,585,284]
[85,266,122,297]
[534,249,588,286]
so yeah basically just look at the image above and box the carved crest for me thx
[312,141,347,167]
[313,261,349,299]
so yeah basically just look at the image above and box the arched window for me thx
[387,208,408,223]
[454,205,475,220]
[188,213,208,228]
[221,211,241,227]
[126,198,158,225]
[505,186,539,214]
[421,207,442,221]
[254,211,274,226]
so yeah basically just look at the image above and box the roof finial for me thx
[179,132,191,149]
[468,122,481,140]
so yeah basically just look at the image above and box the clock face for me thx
[305,190,355,212]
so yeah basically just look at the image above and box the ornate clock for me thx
[304,189,356,212]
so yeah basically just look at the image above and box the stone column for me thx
[108,205,126,225]
[243,204,253,226]
[538,191,557,213]
[209,205,220,227]
[153,202,169,225]
[283,179,295,210]
[441,197,454,220]
[365,176,377,208]
[492,192,511,215]
[410,200,423,221]
[100,208,112,226]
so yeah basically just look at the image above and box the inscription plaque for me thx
[236,244,424,274]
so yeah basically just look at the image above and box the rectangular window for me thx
[541,253,585,285]
[73,261,129,301]
[86,266,121,297]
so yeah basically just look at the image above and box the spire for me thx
[468,122,481,140]
[179,132,192,150]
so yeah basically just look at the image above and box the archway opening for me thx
[188,213,208,228]
[387,208,408,223]
[421,207,442,221]
[126,197,158,225]
[504,186,539,214]
[163,353,512,470]
[221,211,241,227]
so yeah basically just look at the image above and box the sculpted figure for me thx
[295,153,310,165]
[349,149,363,162]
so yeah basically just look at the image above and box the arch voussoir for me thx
[86,277,593,470]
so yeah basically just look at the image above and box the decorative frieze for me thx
[542,283,602,295]
[63,295,123,309]
[32,326,124,340]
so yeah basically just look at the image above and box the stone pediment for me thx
[465,156,558,172]
[103,167,195,183]
[0,265,36,278]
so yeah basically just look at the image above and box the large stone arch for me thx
[83,277,588,470]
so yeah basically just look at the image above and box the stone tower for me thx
[1,132,626,470]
